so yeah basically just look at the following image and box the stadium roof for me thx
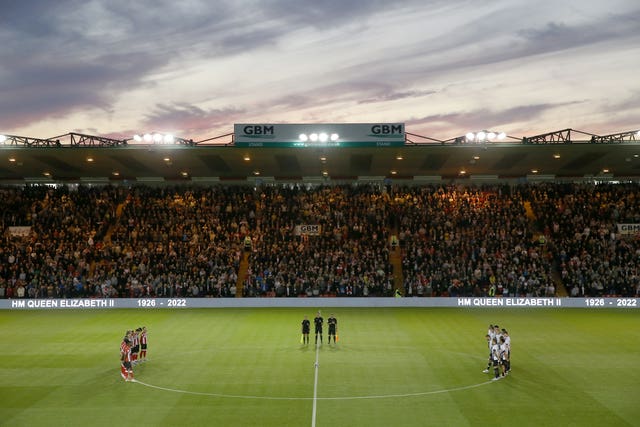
[1,129,639,183]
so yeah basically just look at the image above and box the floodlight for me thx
[476,131,486,141]
[319,133,328,142]
[487,132,496,140]
[310,133,319,142]
[0,135,6,143]
[133,134,142,142]
[497,132,506,140]
[330,133,339,141]
[143,133,153,142]
[465,132,475,141]
[163,134,174,143]
[153,133,163,143]
[299,133,308,142]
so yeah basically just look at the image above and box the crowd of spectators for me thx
[244,185,394,297]
[92,186,246,298]
[0,182,638,299]
[528,183,640,297]
[396,185,555,297]
[0,185,121,299]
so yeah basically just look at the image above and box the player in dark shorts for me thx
[314,311,323,345]
[327,314,338,344]
[301,316,310,345]
[139,326,148,361]
[131,328,141,364]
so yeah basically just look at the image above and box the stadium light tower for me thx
[297,131,340,145]
[131,132,194,146]
[134,133,173,144]
[465,130,507,143]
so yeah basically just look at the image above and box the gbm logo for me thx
[371,124,403,135]
[243,125,274,136]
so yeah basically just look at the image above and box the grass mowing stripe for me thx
[312,342,320,427]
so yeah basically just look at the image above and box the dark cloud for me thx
[143,103,245,137]
[4,0,419,130]
[263,0,419,26]
[359,89,436,104]
[407,102,577,137]
[0,1,241,130]
[516,21,621,55]
[0,0,71,36]
[2,0,639,135]
[0,52,168,129]
[603,91,640,113]
[497,9,638,62]
[351,7,640,82]
[260,94,315,111]
[582,91,640,134]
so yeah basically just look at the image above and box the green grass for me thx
[1,308,639,426]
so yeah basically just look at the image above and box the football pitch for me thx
[1,307,638,427]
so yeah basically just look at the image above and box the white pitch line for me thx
[131,377,494,401]
[130,379,305,400]
[314,380,493,400]
[312,341,320,427]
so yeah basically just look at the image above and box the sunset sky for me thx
[1,0,639,142]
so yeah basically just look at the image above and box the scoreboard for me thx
[234,123,405,147]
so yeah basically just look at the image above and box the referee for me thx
[301,315,310,345]
[314,311,323,345]
[327,313,338,344]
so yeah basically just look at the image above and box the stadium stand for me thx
[1,183,639,299]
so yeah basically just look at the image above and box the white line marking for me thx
[132,377,494,400]
[317,381,492,400]
[132,379,304,400]
[312,341,320,427]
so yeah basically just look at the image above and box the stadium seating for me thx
[0,183,638,298]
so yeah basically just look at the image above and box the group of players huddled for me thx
[483,324,511,381]
[301,311,338,345]
[119,326,148,382]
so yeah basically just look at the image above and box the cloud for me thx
[142,103,245,137]
[0,0,66,36]
[2,0,639,136]
[356,6,640,81]
[407,102,576,135]
[359,89,437,104]
[604,91,640,113]
[0,52,168,129]
[583,91,640,134]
